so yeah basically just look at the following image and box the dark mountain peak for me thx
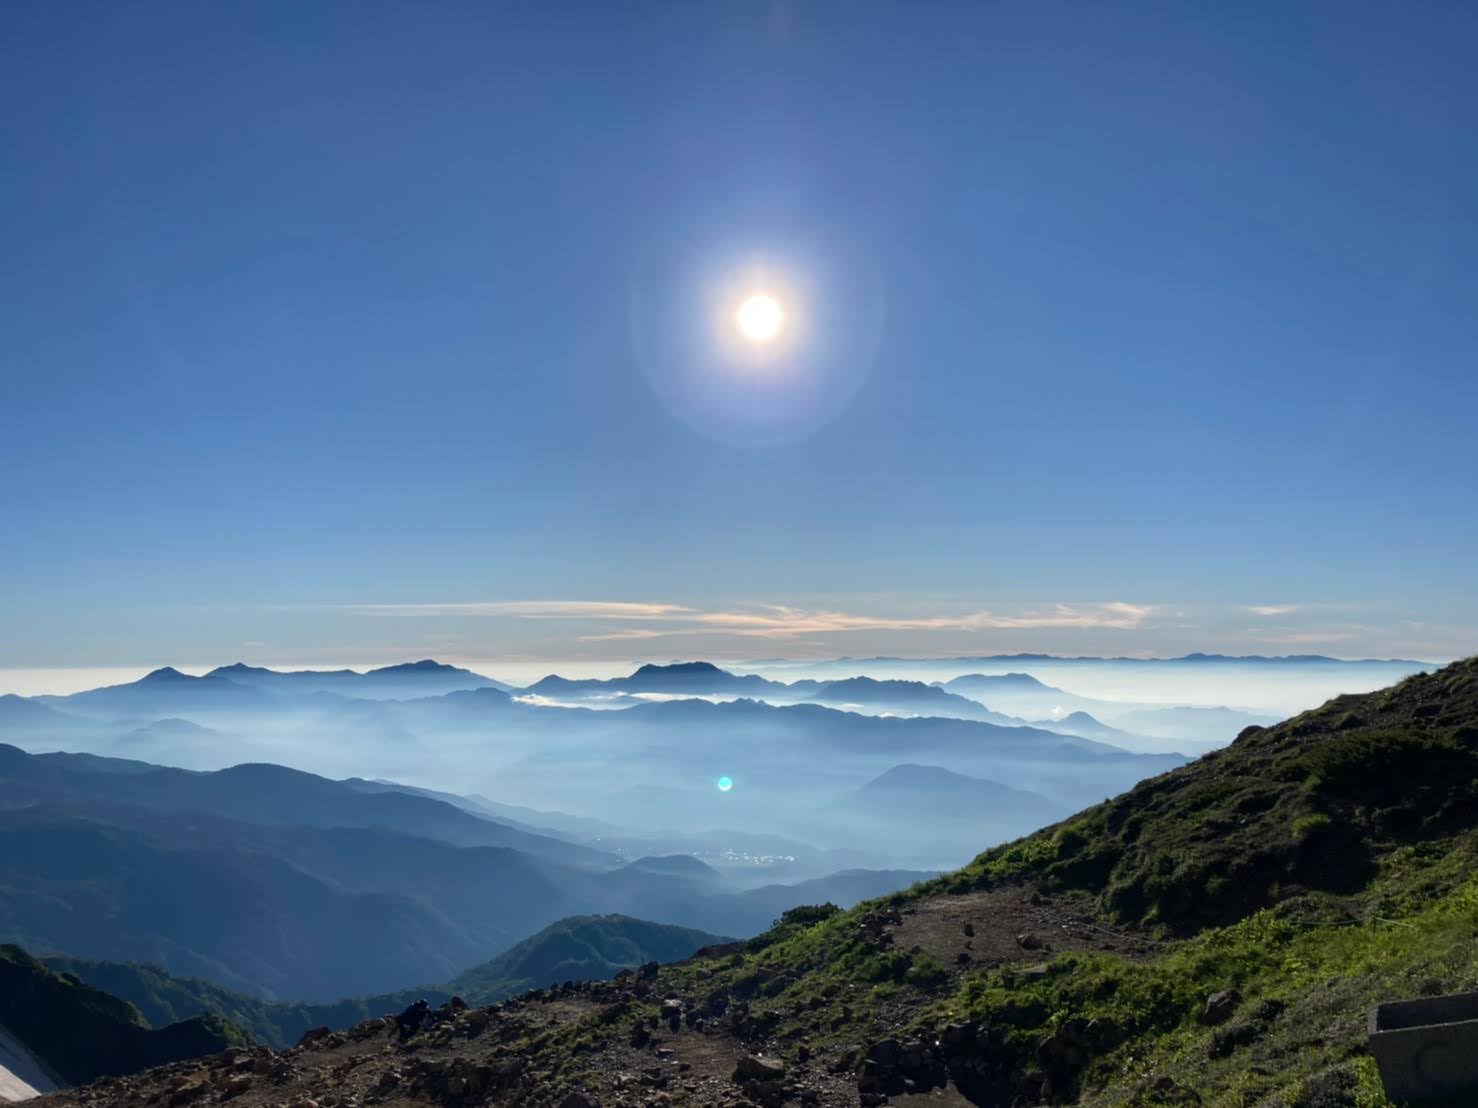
[140,666,191,683]
[623,854,721,878]
[862,763,971,789]
[209,663,267,676]
[370,659,458,675]
[127,717,217,736]
[632,661,724,677]
[216,760,316,783]
[948,671,1052,688]
[854,763,1055,809]
[1058,710,1102,725]
[821,675,886,688]
[809,677,971,707]
[996,671,1050,686]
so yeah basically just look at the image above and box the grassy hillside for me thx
[33,659,1478,1107]
[45,914,728,1050]
[641,656,1478,1105]
[430,655,1478,1105]
[0,945,244,1086]
[449,914,730,998]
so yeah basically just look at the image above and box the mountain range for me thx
[0,660,1190,871]
[39,914,728,1051]
[22,653,1475,1106]
[0,741,923,1001]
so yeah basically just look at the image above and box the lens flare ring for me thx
[628,234,885,447]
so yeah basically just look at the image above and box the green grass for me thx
[46,913,728,1050]
[919,866,1478,1105]
[628,658,1478,1105]
[0,945,246,1086]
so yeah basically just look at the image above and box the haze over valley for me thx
[0,650,1429,1011]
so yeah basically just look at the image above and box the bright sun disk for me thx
[736,293,783,343]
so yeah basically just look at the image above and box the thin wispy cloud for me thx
[686,602,1153,638]
[351,601,692,620]
[577,629,669,642]
[1247,604,1302,617]
[378,598,1157,642]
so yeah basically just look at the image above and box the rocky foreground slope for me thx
[37,657,1478,1107]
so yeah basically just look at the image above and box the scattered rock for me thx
[1202,989,1240,1026]
[394,999,431,1039]
[732,1055,785,1082]
[297,1027,333,1048]
[221,1074,252,1097]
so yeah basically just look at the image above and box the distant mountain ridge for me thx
[0,741,929,1002]
[42,914,729,1051]
[524,660,802,700]
[47,656,1476,1108]
[765,651,1437,666]
[803,677,1021,725]
[0,743,603,865]
[206,660,513,698]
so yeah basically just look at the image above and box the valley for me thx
[12,655,1475,1106]
[0,651,1448,1106]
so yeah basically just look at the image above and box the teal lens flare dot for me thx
[717,776,734,792]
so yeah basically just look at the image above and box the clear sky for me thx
[4,0,1477,679]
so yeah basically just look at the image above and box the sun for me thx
[735,293,784,343]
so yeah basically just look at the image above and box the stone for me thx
[1203,990,1240,1026]
[941,1022,973,1047]
[732,1055,786,1082]
[394,999,431,1039]
[865,1040,900,1068]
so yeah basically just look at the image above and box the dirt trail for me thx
[886,886,1159,975]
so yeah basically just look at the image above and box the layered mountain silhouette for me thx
[0,741,927,1002]
[40,914,728,1051]
[206,660,512,699]
[803,677,1021,724]
[850,762,1059,817]
[33,656,1477,1107]
[525,660,801,700]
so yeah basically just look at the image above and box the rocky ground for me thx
[34,884,1155,1108]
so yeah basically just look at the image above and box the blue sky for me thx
[4,0,1477,677]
